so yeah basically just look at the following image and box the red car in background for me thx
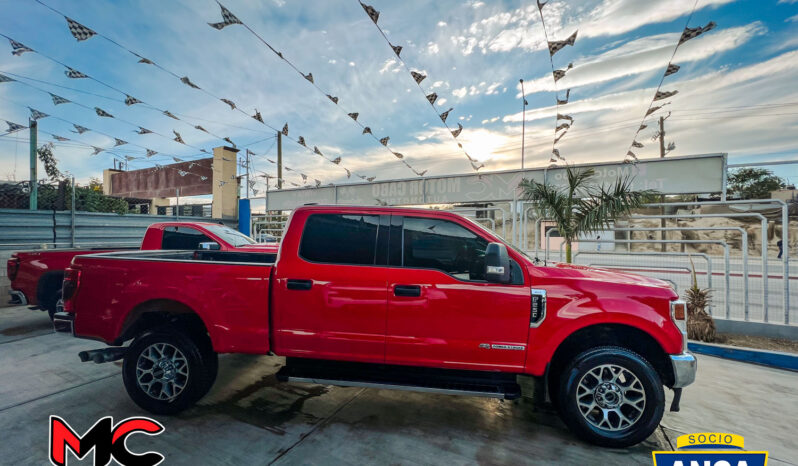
[7,221,277,317]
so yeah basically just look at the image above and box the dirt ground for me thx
[714,333,798,354]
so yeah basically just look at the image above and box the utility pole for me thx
[245,148,251,198]
[520,79,527,170]
[29,119,38,210]
[658,116,666,252]
[277,130,283,189]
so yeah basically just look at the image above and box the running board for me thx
[276,359,521,400]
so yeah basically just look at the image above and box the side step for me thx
[276,358,521,400]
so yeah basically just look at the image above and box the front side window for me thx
[300,214,379,265]
[161,227,212,250]
[402,217,488,281]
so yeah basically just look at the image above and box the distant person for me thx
[777,240,783,259]
[596,235,601,252]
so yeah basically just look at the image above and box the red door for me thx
[272,212,388,364]
[386,215,531,372]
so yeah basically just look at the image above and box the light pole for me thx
[520,79,528,169]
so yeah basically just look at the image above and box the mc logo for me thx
[49,415,165,466]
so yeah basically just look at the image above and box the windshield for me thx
[204,224,257,247]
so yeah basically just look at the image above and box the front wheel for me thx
[122,327,217,415]
[557,347,664,448]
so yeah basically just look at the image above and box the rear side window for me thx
[402,217,488,281]
[161,227,211,250]
[300,214,379,265]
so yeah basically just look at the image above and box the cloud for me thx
[518,22,765,95]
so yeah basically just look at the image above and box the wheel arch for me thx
[115,299,212,348]
[36,270,65,311]
[547,323,675,391]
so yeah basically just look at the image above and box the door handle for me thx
[286,279,313,290]
[394,285,421,297]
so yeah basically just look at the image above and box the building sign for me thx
[265,153,726,210]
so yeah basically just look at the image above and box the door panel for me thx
[272,212,388,363]
[386,215,530,371]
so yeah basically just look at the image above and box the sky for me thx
[0,0,797,196]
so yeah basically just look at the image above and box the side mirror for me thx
[198,241,221,251]
[485,242,511,283]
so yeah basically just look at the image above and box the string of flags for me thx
[0,71,213,156]
[206,1,420,177]
[28,0,374,184]
[0,30,234,151]
[535,0,578,165]
[624,18,716,163]
[358,1,479,173]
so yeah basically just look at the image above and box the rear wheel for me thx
[122,327,217,415]
[557,347,664,448]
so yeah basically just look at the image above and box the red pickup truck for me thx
[55,205,696,448]
[7,221,277,317]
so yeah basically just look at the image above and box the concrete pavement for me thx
[0,306,795,465]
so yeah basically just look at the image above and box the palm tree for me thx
[520,165,657,263]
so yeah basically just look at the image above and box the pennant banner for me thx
[9,38,34,56]
[50,93,71,105]
[180,76,200,89]
[678,21,716,45]
[664,63,681,77]
[553,63,573,82]
[73,124,89,134]
[95,107,114,118]
[5,120,26,132]
[29,108,49,120]
[64,67,88,79]
[0,73,14,83]
[65,17,96,41]
[208,3,243,30]
[360,2,380,24]
[654,90,678,101]
[125,95,142,106]
[548,31,578,56]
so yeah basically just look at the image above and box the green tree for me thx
[727,168,786,200]
[520,166,657,263]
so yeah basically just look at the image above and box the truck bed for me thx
[69,249,274,354]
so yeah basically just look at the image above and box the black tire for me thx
[122,326,217,415]
[38,275,63,319]
[557,346,664,448]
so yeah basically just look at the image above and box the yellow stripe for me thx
[676,433,745,449]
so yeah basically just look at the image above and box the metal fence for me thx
[447,199,796,327]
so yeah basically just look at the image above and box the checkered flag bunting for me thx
[53,135,69,142]
[426,92,438,105]
[92,146,104,155]
[221,98,236,110]
[163,110,179,120]
[4,120,26,132]
[8,38,33,56]
[173,130,185,144]
[50,93,70,105]
[391,44,402,57]
[137,127,152,134]
[348,113,359,121]
[665,63,681,77]
[548,31,578,56]
[557,89,571,105]
[654,90,678,101]
[65,17,97,41]
[411,71,426,84]
[125,95,142,106]
[297,136,306,146]
[632,140,644,148]
[95,107,114,118]
[208,3,243,30]
[146,149,157,158]
[439,108,452,123]
[678,22,716,45]
[65,67,88,79]
[557,113,574,123]
[0,73,14,83]
[379,137,389,146]
[553,63,573,82]
[360,2,380,24]
[282,124,289,136]
[29,108,49,120]
[180,76,201,89]
[114,138,127,146]
[72,124,90,134]
[451,123,463,138]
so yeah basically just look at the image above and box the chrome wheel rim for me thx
[136,343,189,401]
[576,364,646,432]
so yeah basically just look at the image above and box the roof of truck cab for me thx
[292,205,467,216]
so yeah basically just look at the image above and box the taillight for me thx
[7,256,19,281]
[63,268,81,301]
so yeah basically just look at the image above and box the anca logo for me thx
[652,432,768,466]
[49,416,165,466]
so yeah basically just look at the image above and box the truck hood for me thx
[546,262,675,292]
